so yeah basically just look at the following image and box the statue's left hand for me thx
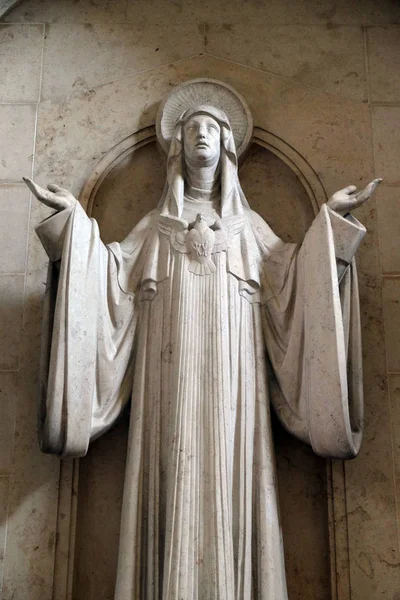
[327,178,382,216]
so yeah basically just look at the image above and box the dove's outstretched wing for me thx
[158,215,189,253]
[212,215,247,252]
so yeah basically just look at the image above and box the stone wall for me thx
[0,0,399,598]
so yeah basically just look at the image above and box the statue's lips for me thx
[195,142,209,148]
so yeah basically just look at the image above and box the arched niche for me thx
[68,127,333,600]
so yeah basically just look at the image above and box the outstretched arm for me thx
[324,178,382,281]
[259,179,382,459]
[23,178,83,262]
[25,177,137,457]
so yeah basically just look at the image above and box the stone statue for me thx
[23,80,381,600]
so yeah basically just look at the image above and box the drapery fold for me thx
[261,204,364,458]
[38,203,138,456]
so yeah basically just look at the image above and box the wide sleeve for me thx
[259,204,366,459]
[36,202,140,458]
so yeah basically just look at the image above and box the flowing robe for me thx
[36,199,365,600]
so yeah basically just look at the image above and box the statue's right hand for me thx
[22,177,77,212]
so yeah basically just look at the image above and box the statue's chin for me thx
[186,149,220,168]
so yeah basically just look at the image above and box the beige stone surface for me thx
[2,429,62,600]
[376,185,400,274]
[1,213,61,600]
[0,372,17,473]
[4,0,127,23]
[206,24,367,100]
[388,374,400,513]
[34,55,373,200]
[368,26,400,102]
[126,0,400,27]
[382,278,400,373]
[7,0,400,27]
[0,185,30,274]
[0,274,24,370]
[41,22,203,101]
[0,24,43,102]
[346,386,400,598]
[0,476,10,596]
[341,197,400,598]
[240,144,315,241]
[90,141,166,244]
[0,104,35,183]
[372,106,400,186]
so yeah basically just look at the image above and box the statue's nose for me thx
[198,125,207,138]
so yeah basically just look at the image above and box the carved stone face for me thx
[183,114,221,166]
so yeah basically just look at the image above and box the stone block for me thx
[0,372,17,474]
[382,278,400,373]
[206,24,367,100]
[41,22,203,100]
[368,26,400,103]
[0,24,43,102]
[372,106,400,185]
[376,185,400,274]
[0,105,36,183]
[0,274,24,370]
[126,0,400,27]
[388,374,400,510]
[0,185,30,274]
[4,0,127,23]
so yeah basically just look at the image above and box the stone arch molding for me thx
[0,0,22,19]
[79,124,327,217]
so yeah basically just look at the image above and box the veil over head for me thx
[158,104,250,218]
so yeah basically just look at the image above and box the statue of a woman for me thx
[24,99,380,599]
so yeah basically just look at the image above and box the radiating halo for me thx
[156,78,253,157]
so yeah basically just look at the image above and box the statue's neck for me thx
[185,161,220,202]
